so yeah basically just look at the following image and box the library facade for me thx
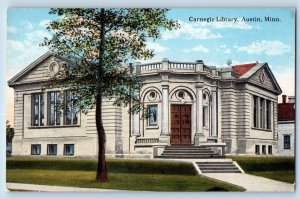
[8,52,282,157]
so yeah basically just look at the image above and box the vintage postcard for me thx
[6,8,295,192]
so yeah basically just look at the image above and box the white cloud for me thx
[235,40,290,56]
[25,30,51,43]
[23,22,33,30]
[219,44,226,49]
[39,19,51,27]
[7,26,17,34]
[224,48,231,54]
[209,18,254,30]
[162,20,222,40]
[146,42,168,53]
[183,44,209,53]
[273,67,295,102]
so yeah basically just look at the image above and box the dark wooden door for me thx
[171,105,191,145]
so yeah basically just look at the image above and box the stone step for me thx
[197,162,234,166]
[162,151,215,154]
[198,166,238,170]
[159,154,221,158]
[201,170,241,173]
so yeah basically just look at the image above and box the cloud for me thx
[224,48,231,54]
[25,30,51,43]
[39,19,51,27]
[209,17,254,30]
[146,42,168,53]
[273,67,295,102]
[23,22,33,30]
[162,20,222,40]
[7,26,17,34]
[235,40,290,56]
[183,44,209,53]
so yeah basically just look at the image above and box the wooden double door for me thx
[171,105,192,145]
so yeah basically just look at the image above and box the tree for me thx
[42,8,179,182]
[6,121,14,146]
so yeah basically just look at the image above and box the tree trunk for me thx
[95,93,108,182]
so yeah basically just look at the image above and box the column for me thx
[257,97,261,128]
[161,85,169,136]
[211,90,217,137]
[196,87,203,135]
[132,91,140,136]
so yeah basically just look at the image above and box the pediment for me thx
[8,52,66,86]
[246,64,282,94]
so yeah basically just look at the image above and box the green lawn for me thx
[7,158,244,191]
[229,156,295,183]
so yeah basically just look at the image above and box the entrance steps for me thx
[159,145,221,159]
[196,161,242,173]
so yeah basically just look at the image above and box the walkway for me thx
[6,183,123,192]
[203,173,294,192]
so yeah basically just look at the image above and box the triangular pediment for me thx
[8,52,66,86]
[246,63,282,94]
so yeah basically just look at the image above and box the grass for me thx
[6,158,244,191]
[228,156,295,183]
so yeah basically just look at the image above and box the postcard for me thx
[6,8,295,192]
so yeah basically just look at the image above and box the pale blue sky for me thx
[6,8,295,120]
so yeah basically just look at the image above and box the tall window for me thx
[252,95,272,130]
[253,96,258,128]
[255,145,260,155]
[284,135,291,149]
[32,93,44,126]
[268,145,272,155]
[203,106,208,127]
[64,91,78,125]
[47,144,57,155]
[48,92,62,125]
[148,105,158,126]
[266,100,271,129]
[262,145,266,155]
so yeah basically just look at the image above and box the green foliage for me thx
[229,156,294,171]
[7,158,196,175]
[229,156,295,183]
[41,8,179,115]
[6,121,14,145]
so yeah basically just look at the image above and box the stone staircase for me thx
[196,161,242,173]
[159,145,222,159]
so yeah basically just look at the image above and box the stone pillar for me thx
[257,97,261,128]
[195,86,205,144]
[132,91,140,136]
[211,90,217,137]
[161,85,169,136]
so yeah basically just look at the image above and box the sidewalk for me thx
[6,183,124,192]
[203,173,295,192]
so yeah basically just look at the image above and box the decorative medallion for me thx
[49,61,60,75]
[259,70,266,83]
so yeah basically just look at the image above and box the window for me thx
[48,92,62,125]
[203,106,208,127]
[284,135,291,149]
[64,144,74,156]
[31,144,41,155]
[266,100,271,129]
[252,95,272,130]
[268,145,272,155]
[262,145,266,155]
[148,105,158,126]
[47,144,57,155]
[255,145,260,155]
[64,91,78,125]
[32,93,44,126]
[253,96,258,128]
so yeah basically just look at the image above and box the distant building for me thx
[8,52,282,157]
[278,95,295,156]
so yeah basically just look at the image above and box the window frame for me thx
[64,91,79,126]
[31,93,45,126]
[268,145,272,155]
[47,144,57,155]
[147,104,158,127]
[64,144,75,156]
[31,144,41,155]
[252,95,272,130]
[255,145,260,155]
[284,135,291,149]
[48,91,62,126]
